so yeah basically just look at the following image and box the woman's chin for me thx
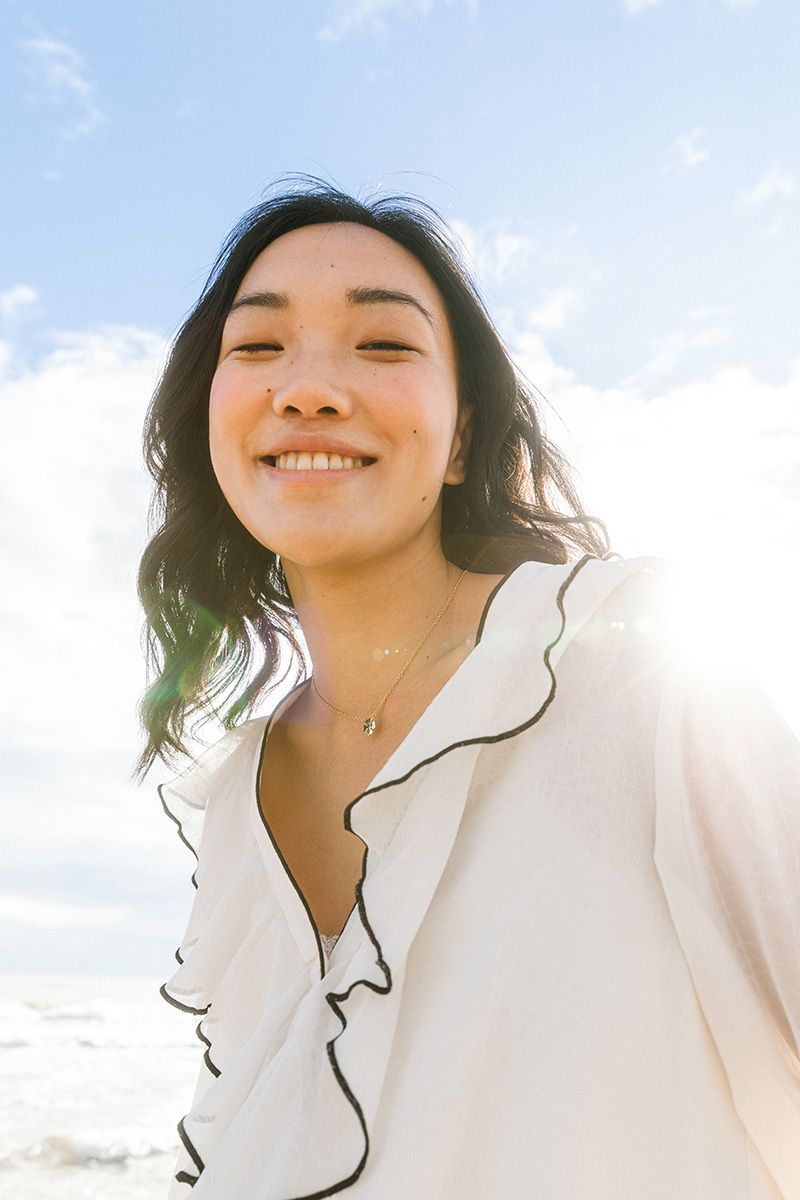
[272,528,443,579]
[269,533,385,574]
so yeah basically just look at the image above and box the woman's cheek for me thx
[208,377,245,491]
[209,365,242,427]
[209,372,257,465]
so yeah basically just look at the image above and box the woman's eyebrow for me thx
[228,290,289,314]
[346,286,434,327]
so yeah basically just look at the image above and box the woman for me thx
[140,182,800,1199]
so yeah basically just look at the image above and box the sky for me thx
[1,0,798,976]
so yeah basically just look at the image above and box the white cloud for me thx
[0,285,37,322]
[22,36,106,139]
[724,0,759,6]
[451,221,600,329]
[672,127,709,173]
[0,325,164,760]
[739,164,797,208]
[0,895,126,929]
[528,287,583,332]
[0,322,197,900]
[318,0,475,42]
[319,0,430,41]
[451,219,537,286]
[624,0,664,13]
[624,323,733,382]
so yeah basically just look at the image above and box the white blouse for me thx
[160,556,800,1199]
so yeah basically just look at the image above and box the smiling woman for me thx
[139,181,800,1200]
[138,185,604,773]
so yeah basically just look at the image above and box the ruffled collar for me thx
[163,553,666,1199]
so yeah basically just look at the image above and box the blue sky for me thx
[5,0,799,378]
[1,0,798,975]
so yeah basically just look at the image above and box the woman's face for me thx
[209,222,467,572]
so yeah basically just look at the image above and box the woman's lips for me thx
[258,451,376,481]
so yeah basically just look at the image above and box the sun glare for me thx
[663,559,800,740]
[666,566,755,674]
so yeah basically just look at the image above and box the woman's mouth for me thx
[263,452,375,471]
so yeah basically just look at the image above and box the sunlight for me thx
[666,564,757,675]
[663,558,800,739]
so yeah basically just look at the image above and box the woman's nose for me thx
[271,356,353,420]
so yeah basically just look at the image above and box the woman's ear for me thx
[444,407,472,486]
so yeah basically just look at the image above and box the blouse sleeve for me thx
[654,656,800,1195]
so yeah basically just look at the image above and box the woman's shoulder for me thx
[484,553,675,658]
[498,552,673,604]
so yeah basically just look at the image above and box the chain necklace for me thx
[311,568,468,736]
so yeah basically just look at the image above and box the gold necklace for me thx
[311,568,468,736]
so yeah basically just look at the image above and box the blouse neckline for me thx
[249,559,554,977]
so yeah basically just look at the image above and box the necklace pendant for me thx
[362,717,377,736]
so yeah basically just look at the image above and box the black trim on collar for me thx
[177,1116,204,1180]
[159,782,200,890]
[345,555,590,808]
[296,848,393,1199]
[473,561,525,645]
[285,554,594,1199]
[159,983,209,1017]
[196,1019,221,1078]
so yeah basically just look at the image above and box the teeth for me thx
[271,452,369,471]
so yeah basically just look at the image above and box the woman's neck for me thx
[283,545,468,725]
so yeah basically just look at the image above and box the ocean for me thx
[0,974,200,1200]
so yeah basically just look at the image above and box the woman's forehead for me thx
[236,222,444,310]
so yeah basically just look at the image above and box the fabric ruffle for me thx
[160,554,800,1198]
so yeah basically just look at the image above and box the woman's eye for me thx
[360,341,415,353]
[231,342,283,355]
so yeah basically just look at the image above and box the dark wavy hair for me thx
[137,179,608,774]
